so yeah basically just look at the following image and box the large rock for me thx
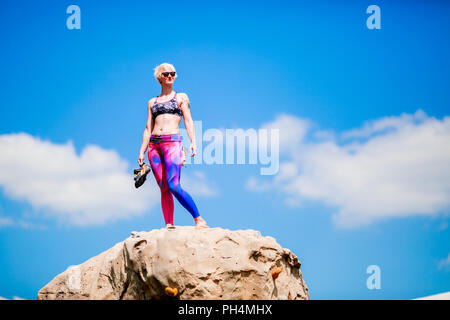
[37,227,309,300]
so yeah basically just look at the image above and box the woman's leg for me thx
[160,141,200,219]
[148,142,174,225]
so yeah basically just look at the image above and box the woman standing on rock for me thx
[138,62,209,230]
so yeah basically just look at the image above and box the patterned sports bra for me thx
[152,92,182,119]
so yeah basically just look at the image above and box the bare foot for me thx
[194,216,209,229]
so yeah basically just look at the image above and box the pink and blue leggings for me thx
[147,133,200,225]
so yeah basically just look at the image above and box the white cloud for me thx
[260,113,310,156]
[438,253,450,271]
[414,291,450,300]
[341,110,428,140]
[0,216,14,227]
[182,170,219,197]
[313,129,336,142]
[246,110,450,228]
[0,132,156,226]
[245,176,273,193]
[0,216,46,230]
[0,296,25,300]
[0,133,215,226]
[0,205,47,229]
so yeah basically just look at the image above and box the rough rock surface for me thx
[37,227,309,300]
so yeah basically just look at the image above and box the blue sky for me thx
[0,0,449,300]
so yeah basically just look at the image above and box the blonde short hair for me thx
[153,63,178,83]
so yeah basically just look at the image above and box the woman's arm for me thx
[179,93,197,156]
[139,99,154,159]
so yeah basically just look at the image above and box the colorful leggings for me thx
[148,133,200,225]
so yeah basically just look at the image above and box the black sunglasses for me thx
[162,71,176,77]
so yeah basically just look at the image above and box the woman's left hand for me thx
[190,143,197,157]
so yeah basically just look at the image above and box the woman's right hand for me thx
[138,153,145,166]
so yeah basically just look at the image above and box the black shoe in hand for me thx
[134,163,151,188]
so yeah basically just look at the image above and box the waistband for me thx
[149,134,182,142]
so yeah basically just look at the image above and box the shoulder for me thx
[176,92,190,104]
[148,97,157,108]
[177,92,189,99]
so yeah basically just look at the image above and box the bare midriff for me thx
[151,114,181,135]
